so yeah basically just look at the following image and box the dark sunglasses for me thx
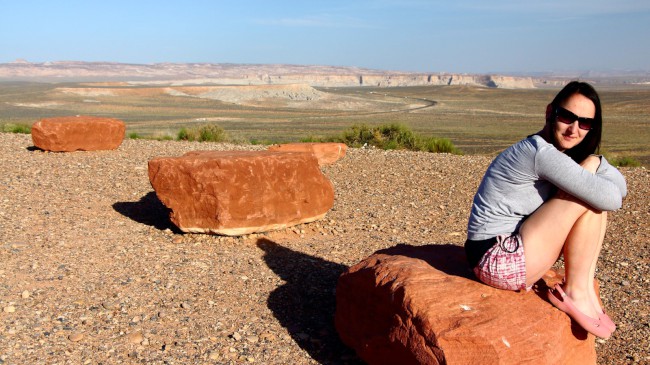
[555,106,594,130]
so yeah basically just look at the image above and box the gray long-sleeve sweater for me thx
[467,135,627,241]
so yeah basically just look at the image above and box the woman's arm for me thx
[535,147,627,211]
[595,155,628,198]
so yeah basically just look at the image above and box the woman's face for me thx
[553,93,595,151]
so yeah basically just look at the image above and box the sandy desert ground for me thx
[0,132,648,364]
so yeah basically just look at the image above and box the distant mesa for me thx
[3,61,647,87]
[0,60,536,88]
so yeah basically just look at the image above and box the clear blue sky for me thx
[1,0,649,74]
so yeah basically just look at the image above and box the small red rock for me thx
[267,142,347,165]
[148,150,335,236]
[31,115,125,152]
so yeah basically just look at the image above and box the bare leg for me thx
[519,155,606,318]
[561,206,606,318]
[519,193,586,284]
[589,212,608,315]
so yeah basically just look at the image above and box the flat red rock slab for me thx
[148,150,335,236]
[335,244,596,365]
[31,115,125,152]
[268,142,347,165]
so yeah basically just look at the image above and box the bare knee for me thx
[553,189,591,209]
[553,190,603,214]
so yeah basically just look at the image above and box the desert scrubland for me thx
[0,74,649,364]
[1,82,649,166]
[0,131,648,364]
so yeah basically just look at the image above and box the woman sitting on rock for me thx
[464,81,627,338]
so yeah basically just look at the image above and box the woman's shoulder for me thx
[527,134,552,148]
[508,135,550,155]
[520,135,560,158]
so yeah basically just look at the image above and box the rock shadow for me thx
[112,191,180,232]
[257,238,363,365]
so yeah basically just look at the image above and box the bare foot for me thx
[562,285,600,319]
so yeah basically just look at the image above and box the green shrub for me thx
[335,123,461,154]
[177,124,228,142]
[377,123,418,150]
[417,136,461,154]
[339,124,375,147]
[199,124,227,142]
[610,156,641,167]
[177,127,190,141]
[128,132,142,139]
[2,123,31,134]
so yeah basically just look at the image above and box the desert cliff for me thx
[0,60,534,88]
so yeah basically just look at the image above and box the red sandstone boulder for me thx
[335,244,596,365]
[31,115,126,152]
[267,142,347,165]
[148,150,335,236]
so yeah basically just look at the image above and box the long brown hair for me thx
[546,81,602,163]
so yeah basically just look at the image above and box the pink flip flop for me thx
[547,284,612,339]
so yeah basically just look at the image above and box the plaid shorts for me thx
[473,234,527,291]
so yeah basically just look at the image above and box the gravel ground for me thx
[0,132,648,365]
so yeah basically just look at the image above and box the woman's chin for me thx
[557,136,581,151]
